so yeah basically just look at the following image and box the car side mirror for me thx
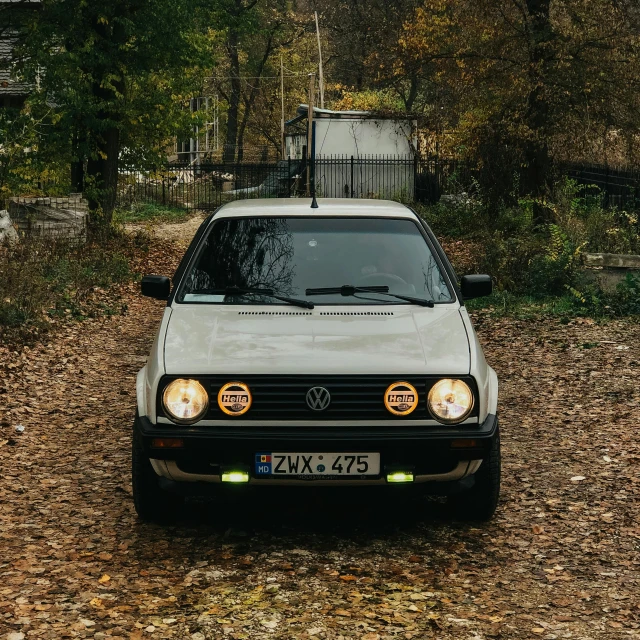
[141,275,171,300]
[461,274,492,300]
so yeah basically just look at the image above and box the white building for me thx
[285,105,417,199]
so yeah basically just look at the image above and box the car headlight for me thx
[428,379,474,424]
[162,379,209,425]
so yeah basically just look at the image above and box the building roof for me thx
[295,104,415,120]
[0,35,30,95]
[0,1,40,96]
[216,198,414,219]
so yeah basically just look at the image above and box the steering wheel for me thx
[356,272,409,288]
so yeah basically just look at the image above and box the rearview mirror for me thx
[141,275,171,300]
[460,274,492,300]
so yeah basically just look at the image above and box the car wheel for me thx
[448,428,501,522]
[131,416,183,523]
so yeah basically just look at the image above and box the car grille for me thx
[158,375,479,421]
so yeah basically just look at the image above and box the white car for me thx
[134,198,499,522]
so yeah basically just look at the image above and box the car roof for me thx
[215,198,416,219]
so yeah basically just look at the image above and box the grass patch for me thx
[467,278,640,320]
[114,202,192,224]
[467,292,593,320]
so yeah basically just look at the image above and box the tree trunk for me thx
[84,11,127,226]
[86,125,120,221]
[236,34,275,164]
[86,72,124,224]
[524,0,554,224]
[403,75,418,112]
[70,128,85,193]
[224,26,241,163]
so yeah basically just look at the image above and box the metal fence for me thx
[567,163,640,209]
[116,156,476,212]
[315,156,475,203]
[115,156,640,212]
[118,162,289,212]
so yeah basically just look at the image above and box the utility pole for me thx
[280,55,286,159]
[314,12,325,109]
[307,73,316,197]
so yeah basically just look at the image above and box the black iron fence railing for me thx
[112,156,640,212]
[9,157,640,213]
[118,162,290,212]
[566,163,640,209]
[116,156,478,212]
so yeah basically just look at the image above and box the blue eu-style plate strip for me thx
[255,452,272,475]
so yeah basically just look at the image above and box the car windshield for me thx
[178,217,454,305]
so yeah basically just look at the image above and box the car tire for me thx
[131,415,183,523]
[448,428,501,522]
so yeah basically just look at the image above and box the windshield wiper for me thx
[193,286,314,310]
[305,285,435,308]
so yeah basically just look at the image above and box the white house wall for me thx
[314,119,415,157]
[285,116,417,198]
[314,119,416,198]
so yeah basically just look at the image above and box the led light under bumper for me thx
[387,472,414,483]
[221,471,250,483]
[428,379,474,424]
[162,378,209,425]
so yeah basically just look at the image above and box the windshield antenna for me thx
[308,73,319,209]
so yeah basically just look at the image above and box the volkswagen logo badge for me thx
[306,386,331,411]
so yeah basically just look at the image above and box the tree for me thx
[395,0,640,208]
[11,0,209,221]
[313,0,426,109]
[207,0,305,162]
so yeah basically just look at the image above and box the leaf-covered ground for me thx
[1,233,639,640]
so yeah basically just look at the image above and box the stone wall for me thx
[8,195,89,242]
[583,253,640,291]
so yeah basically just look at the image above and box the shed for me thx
[285,105,417,199]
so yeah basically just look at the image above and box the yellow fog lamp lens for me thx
[387,472,414,483]
[162,378,209,425]
[221,471,250,483]
[428,379,474,424]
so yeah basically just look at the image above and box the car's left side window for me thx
[172,214,215,292]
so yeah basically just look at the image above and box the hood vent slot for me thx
[237,311,394,317]
[238,311,312,316]
[319,311,394,316]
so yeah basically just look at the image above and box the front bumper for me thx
[135,413,498,487]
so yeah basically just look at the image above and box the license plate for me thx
[255,452,380,477]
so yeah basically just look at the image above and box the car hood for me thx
[163,305,470,376]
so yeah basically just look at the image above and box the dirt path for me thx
[125,214,206,246]
[1,236,639,640]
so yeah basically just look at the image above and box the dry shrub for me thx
[0,227,148,345]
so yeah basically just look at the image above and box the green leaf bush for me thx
[419,178,640,317]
